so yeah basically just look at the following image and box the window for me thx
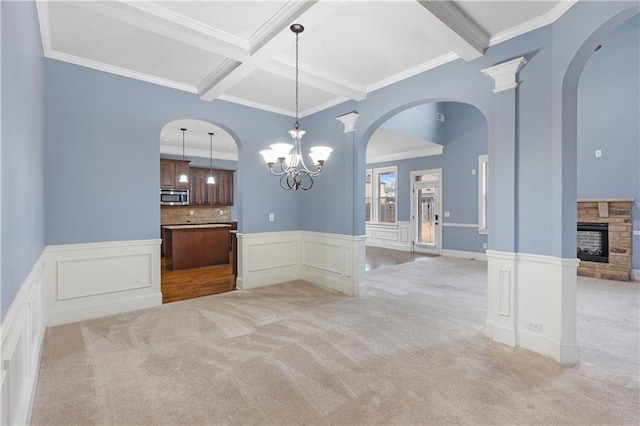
[366,166,397,224]
[478,155,488,234]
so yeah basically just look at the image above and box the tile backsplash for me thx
[161,205,232,225]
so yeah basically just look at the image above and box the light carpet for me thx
[31,257,639,425]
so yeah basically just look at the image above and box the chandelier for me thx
[260,23,332,190]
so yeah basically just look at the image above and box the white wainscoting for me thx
[237,231,367,296]
[44,239,162,326]
[365,221,411,251]
[486,250,580,364]
[1,250,46,426]
[301,232,367,296]
[236,231,300,290]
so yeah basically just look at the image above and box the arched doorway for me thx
[362,101,489,271]
[158,119,240,303]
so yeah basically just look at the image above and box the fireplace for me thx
[577,222,609,263]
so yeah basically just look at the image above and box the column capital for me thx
[481,56,527,93]
[336,112,359,133]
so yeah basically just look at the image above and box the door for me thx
[411,170,442,255]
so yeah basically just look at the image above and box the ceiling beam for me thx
[73,1,251,61]
[416,0,490,61]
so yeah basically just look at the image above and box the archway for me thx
[360,100,489,271]
[158,118,240,303]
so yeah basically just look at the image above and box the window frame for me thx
[366,166,398,226]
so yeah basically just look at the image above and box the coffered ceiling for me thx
[37,1,577,119]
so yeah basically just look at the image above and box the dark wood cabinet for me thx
[186,167,234,206]
[160,159,190,189]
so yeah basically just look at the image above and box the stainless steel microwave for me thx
[160,188,189,206]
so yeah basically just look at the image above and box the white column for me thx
[482,57,579,364]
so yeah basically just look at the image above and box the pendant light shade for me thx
[207,132,216,185]
[179,128,189,183]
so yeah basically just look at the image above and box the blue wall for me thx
[577,14,639,269]
[1,1,45,320]
[44,59,305,245]
[366,102,488,253]
[381,102,445,143]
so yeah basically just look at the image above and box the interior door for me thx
[412,171,441,255]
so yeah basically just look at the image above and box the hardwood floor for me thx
[161,259,235,304]
[366,246,433,271]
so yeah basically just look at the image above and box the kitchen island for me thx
[163,224,231,271]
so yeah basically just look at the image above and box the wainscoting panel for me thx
[1,251,46,426]
[301,232,367,296]
[487,250,580,364]
[45,239,162,326]
[365,221,411,251]
[516,253,580,364]
[237,232,300,290]
[237,231,366,296]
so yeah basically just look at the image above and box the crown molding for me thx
[367,145,444,164]
[160,145,238,162]
[196,59,242,97]
[217,94,296,118]
[45,50,198,94]
[367,52,460,93]
[489,0,579,46]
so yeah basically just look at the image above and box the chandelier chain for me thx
[294,30,300,130]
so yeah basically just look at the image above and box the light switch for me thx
[189,210,194,216]
[444,211,450,217]
[472,169,476,175]
[269,213,275,222]
[219,209,224,215]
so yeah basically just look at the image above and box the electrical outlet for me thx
[189,210,194,216]
[595,149,602,158]
[444,211,450,217]
[472,169,476,175]
[436,112,445,122]
[526,320,542,332]
[482,243,488,250]
[269,213,275,222]
[219,209,224,215]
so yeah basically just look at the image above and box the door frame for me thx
[410,168,443,255]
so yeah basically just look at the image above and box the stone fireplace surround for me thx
[577,199,633,281]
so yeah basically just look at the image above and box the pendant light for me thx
[206,132,216,185]
[178,128,189,183]
[259,23,332,190]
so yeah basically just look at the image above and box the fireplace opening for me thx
[577,222,609,263]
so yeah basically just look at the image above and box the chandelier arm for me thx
[280,174,293,190]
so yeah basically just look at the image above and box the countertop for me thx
[163,224,231,230]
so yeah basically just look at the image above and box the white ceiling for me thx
[37,0,577,120]
[160,119,238,161]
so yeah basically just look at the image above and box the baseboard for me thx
[632,269,640,282]
[518,327,580,364]
[442,249,487,261]
[487,322,516,347]
[44,239,162,327]
[1,250,46,426]
[365,240,411,251]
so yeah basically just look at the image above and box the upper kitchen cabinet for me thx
[216,170,234,206]
[160,159,190,189]
[187,167,234,206]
